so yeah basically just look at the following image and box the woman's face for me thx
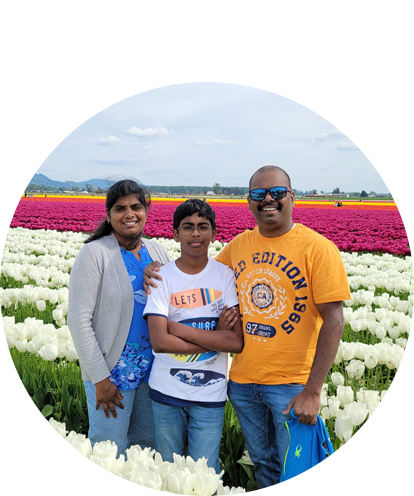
[107,194,147,244]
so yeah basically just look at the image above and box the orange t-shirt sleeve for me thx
[214,244,234,270]
[310,241,351,304]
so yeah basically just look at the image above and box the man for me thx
[145,166,350,488]
[214,166,350,487]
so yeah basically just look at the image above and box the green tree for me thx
[332,187,340,194]
[86,184,95,193]
[360,190,368,197]
[213,183,222,195]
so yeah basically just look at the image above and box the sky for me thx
[0,0,414,193]
[37,82,389,194]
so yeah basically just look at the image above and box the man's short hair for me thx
[173,199,216,230]
[249,165,292,189]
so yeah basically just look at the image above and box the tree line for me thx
[26,182,390,198]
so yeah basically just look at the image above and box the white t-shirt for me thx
[143,257,239,406]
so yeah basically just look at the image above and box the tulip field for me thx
[1,195,413,493]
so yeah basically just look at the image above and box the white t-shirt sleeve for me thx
[222,264,239,309]
[143,269,170,319]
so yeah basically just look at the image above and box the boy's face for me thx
[174,213,216,259]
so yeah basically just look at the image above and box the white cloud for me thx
[99,135,121,145]
[306,128,358,151]
[336,141,387,151]
[124,126,172,138]
[310,127,352,141]
[195,138,237,146]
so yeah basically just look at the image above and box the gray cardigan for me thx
[67,234,170,384]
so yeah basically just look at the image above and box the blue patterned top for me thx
[110,245,153,390]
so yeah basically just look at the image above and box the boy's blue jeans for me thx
[84,380,153,457]
[151,400,225,474]
[228,379,305,489]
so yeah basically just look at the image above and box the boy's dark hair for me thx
[173,199,216,230]
[85,179,151,243]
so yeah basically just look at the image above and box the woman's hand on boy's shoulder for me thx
[143,261,164,295]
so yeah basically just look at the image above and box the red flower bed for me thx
[10,199,410,255]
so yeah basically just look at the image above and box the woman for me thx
[67,180,170,456]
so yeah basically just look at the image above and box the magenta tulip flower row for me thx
[10,201,410,255]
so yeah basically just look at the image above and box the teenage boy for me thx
[143,199,243,474]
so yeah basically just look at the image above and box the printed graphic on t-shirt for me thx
[171,288,223,308]
[144,257,237,405]
[171,368,226,387]
[236,252,310,338]
[169,288,223,363]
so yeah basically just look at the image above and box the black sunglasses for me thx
[249,186,292,202]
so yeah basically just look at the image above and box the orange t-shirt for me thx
[215,224,351,385]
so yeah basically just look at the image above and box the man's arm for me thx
[147,315,211,354]
[283,301,345,425]
[168,305,244,353]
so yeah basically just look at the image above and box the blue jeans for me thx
[84,381,153,457]
[151,401,225,474]
[228,380,304,489]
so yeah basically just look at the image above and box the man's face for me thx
[248,169,295,237]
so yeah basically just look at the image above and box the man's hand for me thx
[95,377,124,419]
[282,388,320,425]
[143,261,163,295]
[217,305,238,330]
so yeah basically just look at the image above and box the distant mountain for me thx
[27,173,246,195]
[29,174,115,191]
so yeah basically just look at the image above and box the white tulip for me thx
[374,325,386,340]
[130,468,162,490]
[201,473,220,496]
[36,300,46,311]
[66,431,92,457]
[388,325,401,340]
[217,484,246,495]
[345,359,365,379]
[334,414,353,443]
[38,343,59,361]
[49,418,67,438]
[343,402,368,426]
[350,320,362,333]
[331,372,345,387]
[337,385,354,407]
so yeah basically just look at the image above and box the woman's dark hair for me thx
[85,179,151,243]
[173,199,216,230]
